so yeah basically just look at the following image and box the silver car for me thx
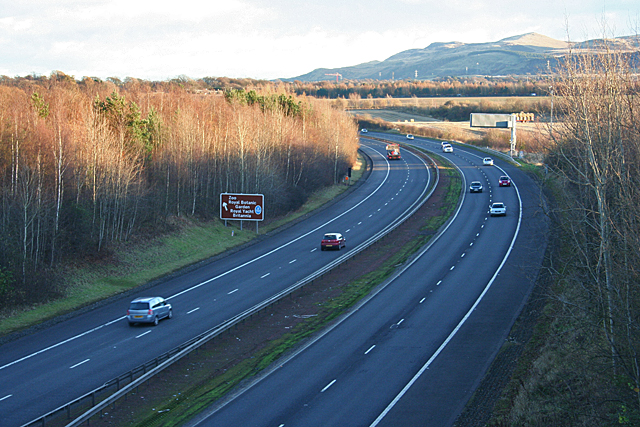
[470,181,483,193]
[127,297,172,326]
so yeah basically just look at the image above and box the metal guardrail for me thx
[21,144,438,427]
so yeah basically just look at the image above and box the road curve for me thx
[0,142,431,427]
[187,133,548,427]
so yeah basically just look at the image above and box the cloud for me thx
[0,0,638,80]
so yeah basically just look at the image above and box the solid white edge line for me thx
[183,145,432,425]
[369,161,523,427]
[0,145,397,372]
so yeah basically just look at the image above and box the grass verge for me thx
[0,155,366,338]
[88,150,460,427]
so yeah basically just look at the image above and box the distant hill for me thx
[287,32,638,81]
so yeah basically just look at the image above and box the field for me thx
[348,107,548,144]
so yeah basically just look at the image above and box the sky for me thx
[0,0,638,81]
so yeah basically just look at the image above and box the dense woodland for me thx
[0,77,357,307]
[288,76,550,99]
[0,73,551,99]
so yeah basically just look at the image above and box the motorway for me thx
[186,133,549,427]
[0,141,431,427]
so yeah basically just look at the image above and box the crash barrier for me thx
[22,144,438,427]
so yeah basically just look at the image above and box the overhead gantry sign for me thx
[470,113,518,157]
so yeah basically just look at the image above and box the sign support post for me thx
[510,113,517,158]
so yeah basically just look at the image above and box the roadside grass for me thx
[0,155,366,338]
[116,153,461,427]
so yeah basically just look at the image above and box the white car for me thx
[360,128,368,133]
[489,202,507,216]
[483,157,494,166]
[406,134,414,140]
[442,144,453,153]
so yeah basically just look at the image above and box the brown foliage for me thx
[513,39,640,425]
[0,76,358,306]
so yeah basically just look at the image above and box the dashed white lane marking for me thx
[228,289,239,295]
[321,380,337,392]
[365,345,376,355]
[70,359,90,369]
[289,259,297,264]
[0,395,12,402]
[136,331,151,338]
[261,273,271,278]
[187,308,200,314]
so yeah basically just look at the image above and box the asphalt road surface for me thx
[186,133,549,427]
[0,142,431,427]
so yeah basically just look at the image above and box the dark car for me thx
[127,297,172,326]
[470,181,483,193]
[321,233,346,251]
[499,176,511,186]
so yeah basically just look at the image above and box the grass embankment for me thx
[0,157,366,338]
[100,151,460,427]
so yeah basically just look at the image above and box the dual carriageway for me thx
[0,132,548,427]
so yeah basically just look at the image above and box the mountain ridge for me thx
[287,32,637,81]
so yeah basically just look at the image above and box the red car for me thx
[321,233,346,251]
[499,176,511,186]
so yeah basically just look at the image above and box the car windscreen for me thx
[129,302,149,310]
[324,235,336,240]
